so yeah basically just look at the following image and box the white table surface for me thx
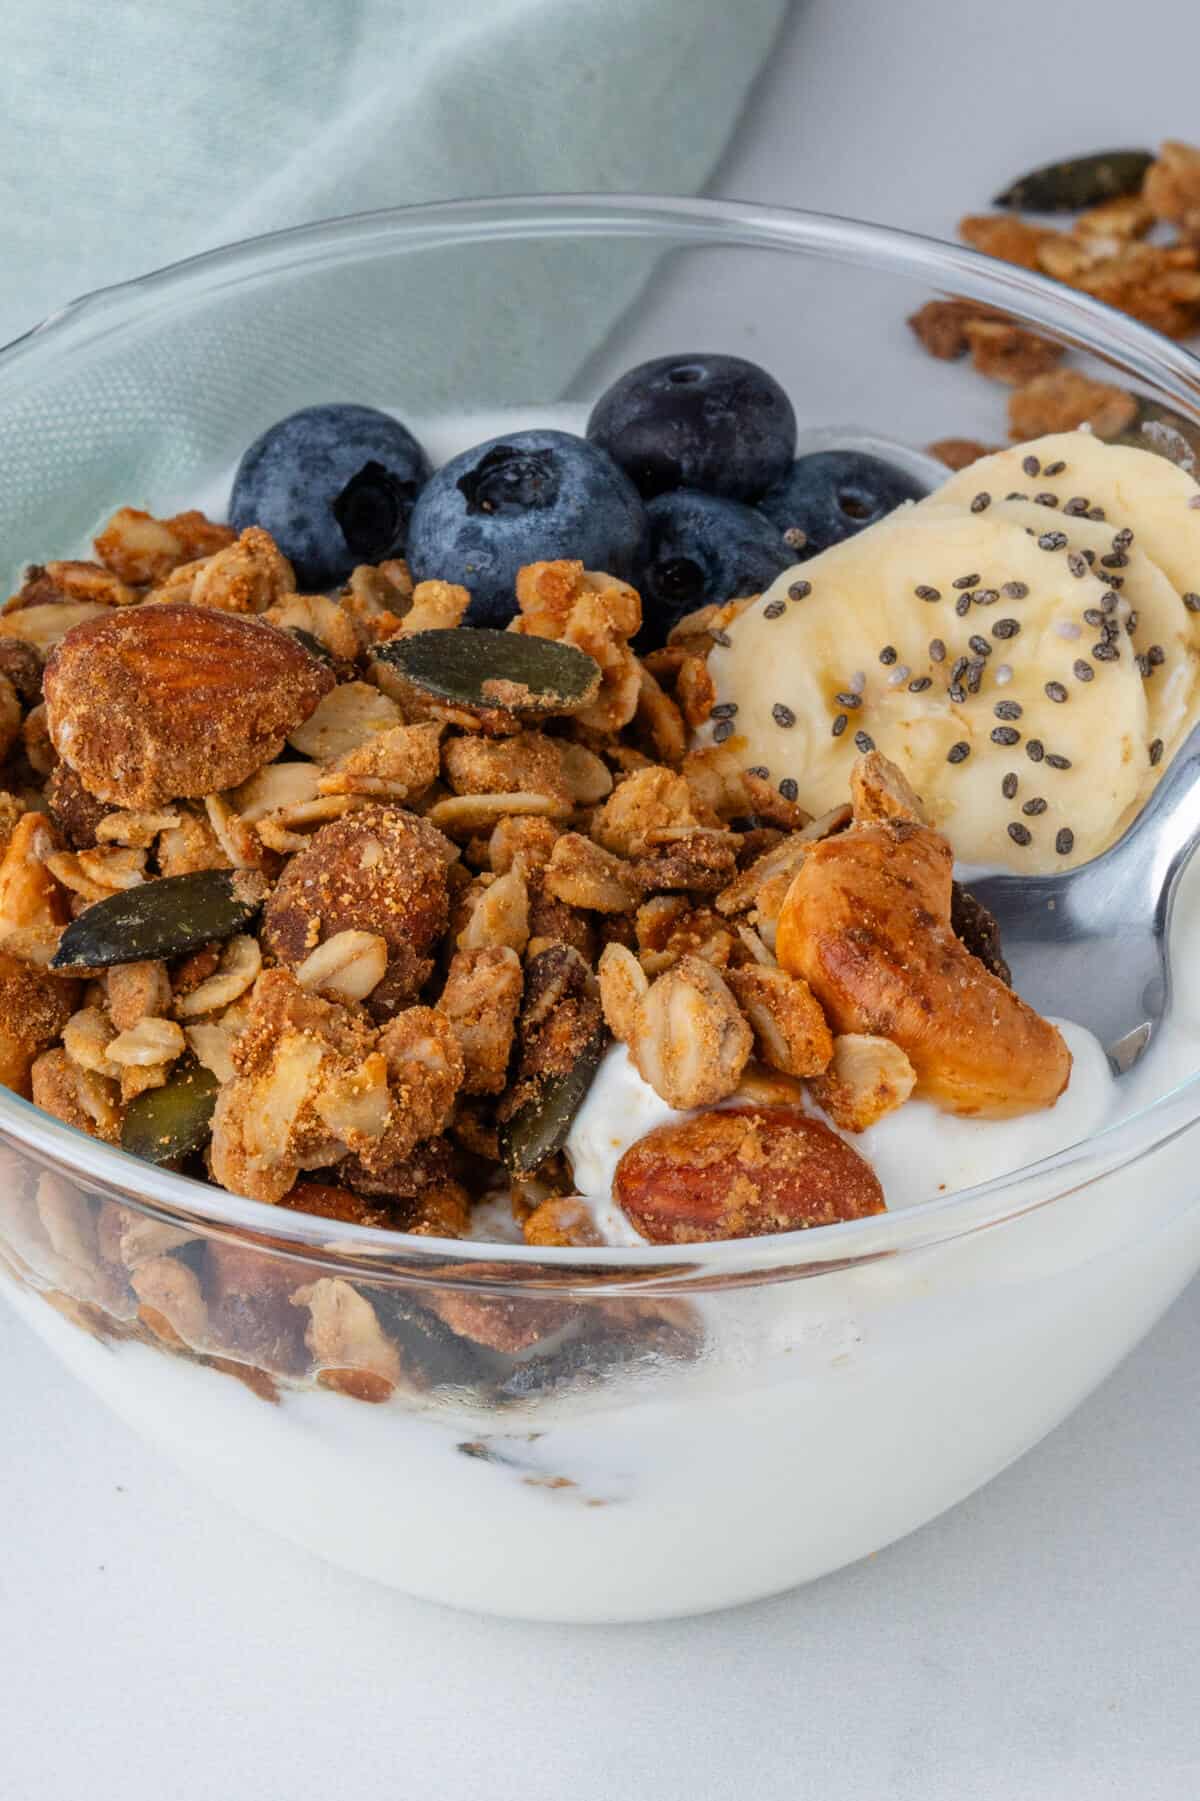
[5,2,1200,1796]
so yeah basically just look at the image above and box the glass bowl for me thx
[3,195,1200,1623]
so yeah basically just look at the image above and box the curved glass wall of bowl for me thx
[2,194,1200,1276]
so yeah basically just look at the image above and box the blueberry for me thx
[637,490,792,645]
[758,450,928,559]
[587,353,796,502]
[406,429,647,627]
[230,403,431,589]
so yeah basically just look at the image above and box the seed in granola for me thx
[1007,822,1032,847]
[915,584,941,602]
[834,691,862,709]
[1002,581,1029,600]
[1082,549,1097,566]
[783,527,808,550]
[1093,642,1119,661]
[1073,659,1095,683]
[121,1060,219,1167]
[947,741,970,764]
[952,573,981,592]
[1087,508,1106,522]
[1022,797,1048,816]
[973,588,999,607]
[992,618,1020,640]
[966,660,984,694]
[879,645,898,665]
[1038,531,1068,551]
[853,732,874,754]
[1063,497,1089,516]
[1100,552,1128,569]
[1184,592,1200,613]
[994,664,1013,686]
[713,719,735,743]
[52,868,267,970]
[831,713,848,738]
[1148,644,1166,666]
[711,701,738,719]
[1150,738,1165,765]
[954,594,972,617]
[948,683,966,704]
[378,627,601,717]
[970,492,991,513]
[778,777,799,801]
[1084,609,1105,628]
[994,699,1022,720]
[1044,681,1068,704]
[1045,753,1072,770]
[772,703,796,729]
[1123,611,1139,636]
[1112,527,1134,552]
[1005,492,1029,502]
[1043,461,1067,477]
[907,676,932,692]
[1022,455,1041,477]
[929,638,946,662]
[1055,620,1082,640]
[1055,828,1075,856]
[949,655,970,683]
[1002,773,1019,800]
[710,628,732,647]
[993,149,1154,213]
[1101,590,1119,612]
[968,635,991,657]
[991,726,1021,747]
[1027,739,1045,763]
[788,580,812,601]
[1066,553,1088,579]
[1035,493,1059,508]
[747,765,769,780]
[763,599,786,619]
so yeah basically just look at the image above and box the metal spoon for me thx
[968,723,1200,1074]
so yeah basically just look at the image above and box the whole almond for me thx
[44,603,334,807]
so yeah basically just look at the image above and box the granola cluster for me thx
[911,140,1200,471]
[0,504,935,1266]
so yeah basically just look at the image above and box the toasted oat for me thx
[961,317,1065,386]
[681,741,755,823]
[810,1033,917,1131]
[427,789,572,838]
[173,934,263,1017]
[397,579,471,634]
[0,601,110,652]
[1072,193,1154,246]
[1143,140,1200,237]
[522,1195,603,1248]
[151,527,295,614]
[46,845,147,902]
[850,751,928,826]
[62,1006,120,1077]
[634,666,687,765]
[675,654,718,730]
[437,945,523,1095]
[130,1255,209,1349]
[106,960,172,1032]
[317,721,442,802]
[291,1278,401,1403]
[342,559,415,644]
[456,865,530,955]
[958,213,1059,270]
[359,1006,464,1169]
[286,680,403,761]
[0,676,25,769]
[558,741,613,805]
[263,591,360,661]
[1007,370,1139,441]
[293,929,388,1005]
[542,832,641,913]
[513,561,642,733]
[727,965,833,1078]
[8,558,140,611]
[31,1046,121,1141]
[592,765,702,858]
[442,730,570,804]
[21,704,55,777]
[93,507,234,585]
[0,812,69,964]
[637,902,735,975]
[107,1016,186,1068]
[487,814,561,875]
[624,954,752,1110]
[597,941,649,1043]
[156,805,232,876]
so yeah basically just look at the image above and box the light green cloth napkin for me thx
[2,0,787,348]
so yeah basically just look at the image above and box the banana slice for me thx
[931,432,1200,606]
[708,508,1150,870]
[920,494,1196,765]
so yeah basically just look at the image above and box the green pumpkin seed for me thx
[498,1027,606,1176]
[121,1060,219,1166]
[993,149,1154,212]
[52,869,268,970]
[375,628,601,716]
[1116,399,1200,473]
[288,627,335,666]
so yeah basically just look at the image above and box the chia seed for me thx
[1150,738,1165,765]
[948,683,966,704]
[779,777,799,801]
[973,588,999,607]
[1073,659,1094,682]
[908,676,932,692]
[747,766,769,779]
[711,701,738,719]
[1055,828,1075,856]
[968,634,991,657]
[834,691,862,709]
[992,618,1020,640]
[1045,753,1072,770]
[1044,681,1068,703]
[915,585,941,602]
[1063,497,1089,516]
[1100,551,1128,569]
[831,714,848,738]
[1035,492,1059,508]
[788,579,812,600]
[947,741,970,764]
[971,492,991,512]
[763,599,786,619]
[1087,507,1106,522]
[994,699,1022,720]
[1027,739,1045,763]
[929,638,946,662]
[1067,552,1088,579]
[1002,773,1019,800]
[1184,592,1200,613]
[1022,797,1047,816]
[1093,642,1119,661]
[1022,454,1041,476]
[1002,581,1029,599]
[1044,460,1066,476]
[771,703,796,728]
[879,645,898,665]
[854,731,874,754]
[953,572,980,590]
[955,594,972,617]
[713,720,735,743]
[991,726,1021,746]
[1038,530,1068,551]
[1008,822,1032,847]
[1113,527,1134,552]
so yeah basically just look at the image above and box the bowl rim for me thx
[3,188,1200,1287]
